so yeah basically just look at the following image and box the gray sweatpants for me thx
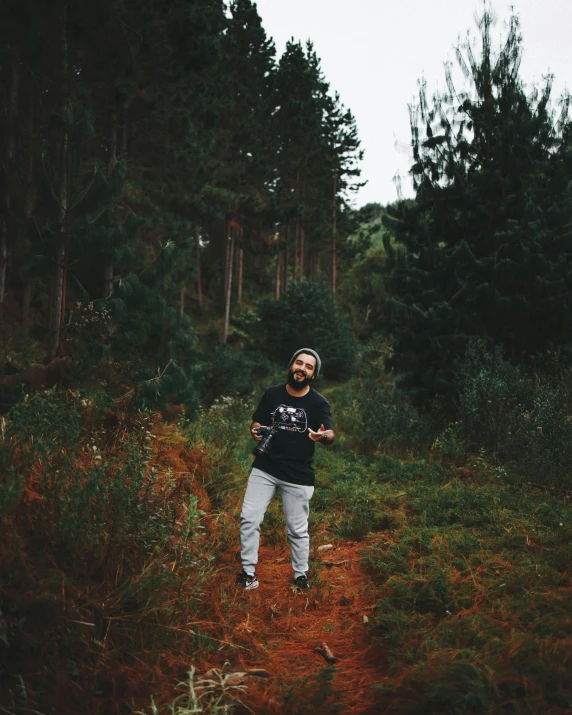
[240,467,314,579]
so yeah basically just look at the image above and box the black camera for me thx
[253,424,279,457]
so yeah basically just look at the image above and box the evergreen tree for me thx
[216,0,277,340]
[382,12,572,403]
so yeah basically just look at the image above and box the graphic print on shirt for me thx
[271,404,308,433]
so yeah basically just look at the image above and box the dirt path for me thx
[198,538,383,714]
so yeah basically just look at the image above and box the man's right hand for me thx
[251,422,265,441]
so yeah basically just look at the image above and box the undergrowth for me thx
[1,374,570,714]
[310,383,572,714]
[0,389,248,714]
[360,463,571,713]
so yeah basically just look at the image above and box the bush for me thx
[258,277,357,380]
[199,343,273,406]
[0,390,214,712]
[450,342,572,491]
[358,382,435,456]
[455,342,530,455]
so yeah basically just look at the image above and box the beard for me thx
[287,368,313,389]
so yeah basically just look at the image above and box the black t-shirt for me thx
[251,384,334,486]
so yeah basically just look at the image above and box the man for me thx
[237,348,335,591]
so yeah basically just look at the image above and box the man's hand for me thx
[308,424,334,444]
[251,421,265,442]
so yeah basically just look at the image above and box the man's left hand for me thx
[308,424,331,443]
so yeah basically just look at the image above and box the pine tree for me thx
[217,0,277,340]
[382,11,572,403]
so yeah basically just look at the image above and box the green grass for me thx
[310,388,572,714]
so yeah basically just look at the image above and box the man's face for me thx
[287,353,316,389]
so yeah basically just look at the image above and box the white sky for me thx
[253,0,572,207]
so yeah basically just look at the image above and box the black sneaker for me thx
[294,574,310,590]
[237,569,259,591]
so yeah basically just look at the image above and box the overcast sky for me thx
[253,0,572,208]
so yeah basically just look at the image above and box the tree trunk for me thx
[22,85,36,337]
[284,228,289,292]
[331,171,338,297]
[195,226,203,311]
[103,263,113,299]
[180,286,185,317]
[120,106,128,157]
[294,171,301,282]
[300,226,305,279]
[0,45,20,320]
[223,220,230,300]
[237,245,243,304]
[49,5,69,356]
[0,219,7,318]
[275,250,281,300]
[294,221,299,282]
[103,95,118,300]
[222,226,235,343]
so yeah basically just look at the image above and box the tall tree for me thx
[382,11,572,402]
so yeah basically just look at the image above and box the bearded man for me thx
[237,348,335,591]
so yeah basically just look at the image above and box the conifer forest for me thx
[0,2,571,713]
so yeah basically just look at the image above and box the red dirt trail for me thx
[197,538,383,714]
[151,431,385,713]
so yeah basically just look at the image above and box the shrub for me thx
[0,390,214,712]
[199,343,273,407]
[451,342,572,490]
[358,382,435,456]
[258,277,357,380]
[455,341,530,456]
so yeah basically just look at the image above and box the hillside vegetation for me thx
[1,5,571,714]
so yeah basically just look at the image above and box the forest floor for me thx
[196,537,383,714]
[138,421,386,714]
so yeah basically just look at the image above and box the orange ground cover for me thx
[197,539,384,713]
[139,427,385,713]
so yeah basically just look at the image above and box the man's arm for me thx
[308,424,335,445]
[308,398,335,444]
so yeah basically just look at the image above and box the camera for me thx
[253,424,279,457]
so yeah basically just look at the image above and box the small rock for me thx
[223,669,270,687]
[246,669,270,678]
[318,544,334,552]
[316,642,337,664]
[323,559,349,567]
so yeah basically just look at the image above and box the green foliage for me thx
[258,277,357,379]
[0,389,217,712]
[109,271,202,414]
[311,445,398,541]
[360,462,572,713]
[0,389,81,515]
[199,342,273,406]
[1,391,198,555]
[381,11,572,403]
[435,342,572,490]
[455,341,530,455]
[184,393,253,508]
[358,382,435,456]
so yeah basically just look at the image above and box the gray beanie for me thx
[289,348,321,377]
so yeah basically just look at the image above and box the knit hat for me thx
[288,348,321,377]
